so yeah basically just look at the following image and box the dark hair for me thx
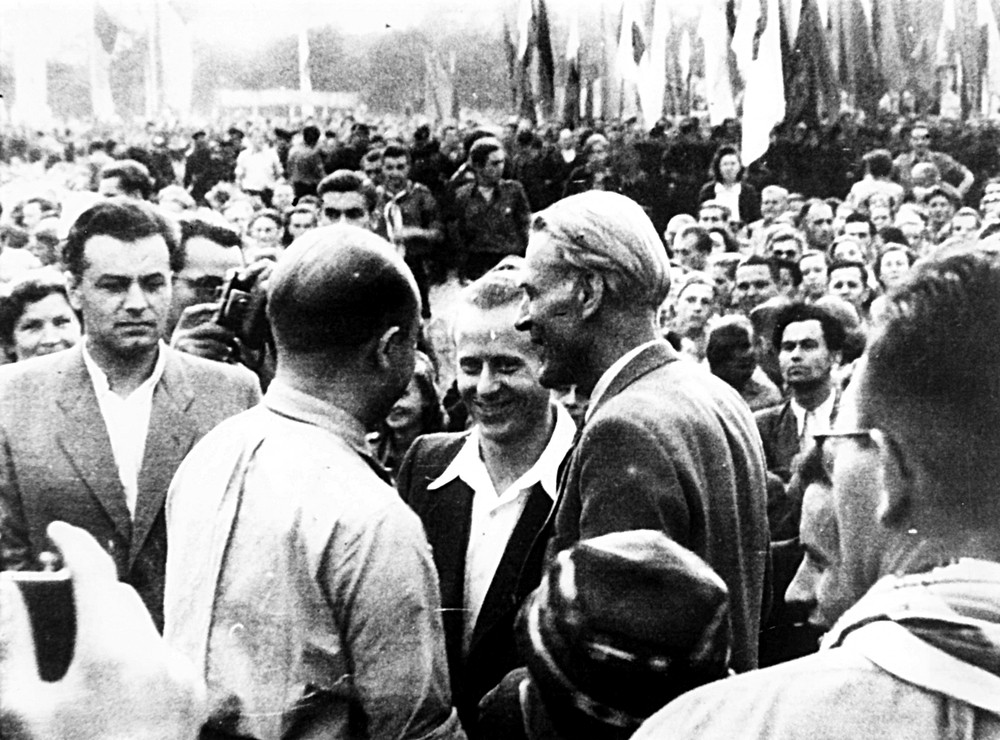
[876,226,909,247]
[0,268,75,346]
[63,199,181,279]
[176,216,241,270]
[317,170,377,213]
[99,159,153,200]
[710,144,743,182]
[738,254,781,284]
[283,205,318,227]
[873,244,917,286]
[266,226,418,352]
[843,212,875,235]
[677,224,714,257]
[828,259,869,287]
[249,208,282,231]
[772,301,847,353]
[797,198,831,229]
[302,125,321,147]
[862,148,893,178]
[381,143,410,162]
[468,138,504,168]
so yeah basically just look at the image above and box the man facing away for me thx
[397,263,576,733]
[0,199,260,630]
[515,191,770,672]
[164,225,464,740]
[635,248,1000,739]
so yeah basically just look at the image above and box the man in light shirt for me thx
[397,261,576,732]
[0,199,260,630]
[515,191,770,672]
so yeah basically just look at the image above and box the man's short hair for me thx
[772,302,846,354]
[677,224,714,256]
[317,170,378,214]
[63,199,181,279]
[381,143,409,162]
[99,159,154,200]
[843,212,875,235]
[699,200,731,222]
[176,216,241,270]
[460,257,526,311]
[862,149,893,178]
[764,226,805,255]
[737,254,781,284]
[761,185,789,201]
[468,137,504,168]
[862,248,1000,489]
[266,225,417,353]
[530,191,671,310]
[796,198,830,227]
[360,149,383,167]
[705,314,754,365]
[301,125,321,147]
[828,259,869,286]
[284,205,318,227]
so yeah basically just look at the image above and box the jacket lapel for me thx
[587,341,678,420]
[469,482,553,652]
[131,350,197,567]
[54,348,132,542]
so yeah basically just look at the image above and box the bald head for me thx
[267,225,419,354]
[529,191,671,311]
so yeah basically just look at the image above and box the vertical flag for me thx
[699,0,737,125]
[873,0,907,92]
[298,26,314,117]
[639,0,669,124]
[563,3,581,128]
[732,0,785,164]
[842,0,882,118]
[616,0,644,120]
[536,0,556,120]
[503,19,518,109]
[678,28,691,112]
[977,0,1000,110]
[516,0,536,121]
[449,50,460,120]
[785,0,839,124]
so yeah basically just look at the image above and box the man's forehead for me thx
[736,264,771,280]
[831,267,863,283]
[783,319,823,339]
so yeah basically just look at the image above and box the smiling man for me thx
[397,261,576,732]
[0,199,260,630]
[514,191,769,672]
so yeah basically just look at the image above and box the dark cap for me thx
[519,530,731,736]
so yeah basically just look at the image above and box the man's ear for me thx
[577,271,604,320]
[875,431,913,530]
[374,325,404,371]
[65,271,83,312]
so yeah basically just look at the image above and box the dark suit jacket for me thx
[0,345,260,630]
[546,342,770,672]
[397,432,558,731]
[755,392,841,483]
[698,180,762,224]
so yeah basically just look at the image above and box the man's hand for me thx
[0,522,206,740]
[171,304,239,362]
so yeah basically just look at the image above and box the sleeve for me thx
[575,415,691,547]
[324,502,465,740]
[0,426,32,571]
[512,183,531,248]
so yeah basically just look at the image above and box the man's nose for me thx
[122,282,149,310]
[476,366,501,395]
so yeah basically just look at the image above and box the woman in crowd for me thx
[0,267,81,363]
[698,144,761,230]
[370,351,447,479]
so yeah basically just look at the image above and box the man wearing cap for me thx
[397,263,576,732]
[516,191,769,672]
[164,225,464,739]
[635,248,1000,739]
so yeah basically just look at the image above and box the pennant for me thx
[733,0,785,164]
[503,19,518,108]
[536,0,556,120]
[563,4,581,128]
[785,0,840,124]
[873,0,907,92]
[699,0,737,125]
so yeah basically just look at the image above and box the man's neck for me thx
[790,377,834,411]
[480,406,555,494]
[578,316,661,397]
[87,340,160,397]
[385,180,409,197]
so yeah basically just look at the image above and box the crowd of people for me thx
[1,108,1000,739]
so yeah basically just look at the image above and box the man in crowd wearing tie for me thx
[755,303,846,482]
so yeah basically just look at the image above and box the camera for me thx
[214,268,270,351]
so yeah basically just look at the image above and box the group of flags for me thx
[503,0,1000,164]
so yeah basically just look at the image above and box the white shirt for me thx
[714,181,743,223]
[586,339,663,423]
[82,339,167,518]
[790,390,837,439]
[427,402,577,655]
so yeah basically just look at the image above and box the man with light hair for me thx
[516,191,770,671]
[748,185,790,250]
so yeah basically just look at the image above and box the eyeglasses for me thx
[173,275,226,301]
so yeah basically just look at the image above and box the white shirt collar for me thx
[82,338,168,399]
[585,339,662,423]
[428,401,576,499]
[790,389,837,437]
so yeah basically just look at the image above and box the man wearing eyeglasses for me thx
[635,248,1000,739]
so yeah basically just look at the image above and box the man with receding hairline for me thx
[516,191,770,671]
[164,225,465,740]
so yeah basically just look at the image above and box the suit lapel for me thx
[587,342,678,420]
[54,348,133,541]
[131,350,197,567]
[469,482,553,651]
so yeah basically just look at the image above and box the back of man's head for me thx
[531,191,671,311]
[266,225,418,355]
[861,248,1000,496]
[100,159,154,200]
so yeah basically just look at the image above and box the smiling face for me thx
[456,303,551,445]
[516,232,588,391]
[12,292,82,361]
[69,234,172,362]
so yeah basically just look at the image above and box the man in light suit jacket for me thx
[516,191,770,672]
[397,263,576,733]
[0,199,260,630]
